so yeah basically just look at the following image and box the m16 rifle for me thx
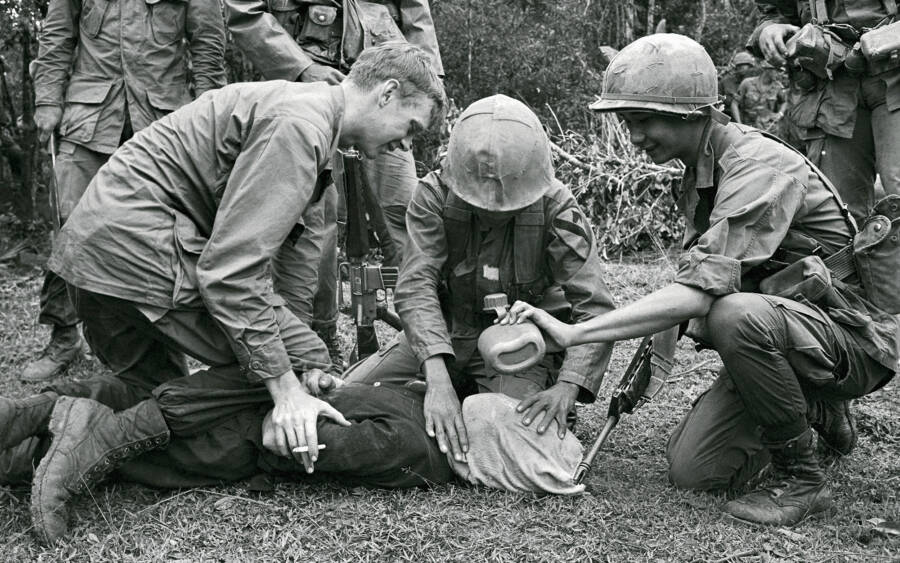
[339,152,404,363]
[574,325,680,484]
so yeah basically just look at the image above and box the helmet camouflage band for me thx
[443,95,554,212]
[590,34,721,118]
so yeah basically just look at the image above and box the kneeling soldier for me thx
[503,34,896,527]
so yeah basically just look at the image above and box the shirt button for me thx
[317,14,326,22]
[374,382,381,387]
[250,361,261,370]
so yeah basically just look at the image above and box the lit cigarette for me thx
[291,444,327,453]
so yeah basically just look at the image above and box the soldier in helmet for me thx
[735,60,788,130]
[344,95,616,462]
[719,51,758,122]
[502,34,897,526]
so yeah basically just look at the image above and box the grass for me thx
[1,249,898,562]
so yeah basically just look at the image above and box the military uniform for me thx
[224,0,444,341]
[28,0,226,379]
[750,0,900,223]
[344,174,615,403]
[736,74,786,130]
[47,82,346,400]
[665,122,897,490]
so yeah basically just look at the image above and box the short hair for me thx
[347,42,447,130]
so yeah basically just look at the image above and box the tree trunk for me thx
[646,0,655,36]
[20,19,36,220]
[623,0,635,44]
[694,0,708,40]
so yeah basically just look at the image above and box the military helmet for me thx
[443,95,553,212]
[731,51,756,67]
[589,34,719,117]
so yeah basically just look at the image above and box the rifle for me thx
[48,131,62,232]
[573,325,679,484]
[339,151,404,363]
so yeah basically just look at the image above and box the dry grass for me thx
[1,248,898,561]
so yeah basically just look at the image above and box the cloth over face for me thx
[450,393,585,495]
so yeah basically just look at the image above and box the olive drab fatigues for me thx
[224,0,443,333]
[31,0,226,329]
[665,122,897,490]
[47,82,345,406]
[750,0,900,224]
[737,75,787,131]
[344,174,615,403]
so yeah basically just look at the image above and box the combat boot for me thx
[808,398,857,457]
[31,397,169,545]
[723,428,832,527]
[0,437,48,486]
[317,325,346,374]
[0,391,58,450]
[22,325,81,382]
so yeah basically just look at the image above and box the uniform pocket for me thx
[80,0,110,37]
[60,80,115,143]
[146,0,187,45]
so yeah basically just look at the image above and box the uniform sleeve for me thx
[546,200,616,402]
[398,0,443,76]
[197,116,328,382]
[394,177,455,364]
[32,0,79,107]
[224,0,314,80]
[674,150,808,295]
[748,1,800,56]
[186,0,228,95]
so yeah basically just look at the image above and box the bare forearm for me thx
[570,283,714,346]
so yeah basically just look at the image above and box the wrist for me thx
[264,370,304,400]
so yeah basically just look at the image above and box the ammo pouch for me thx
[342,0,405,66]
[853,194,900,313]
[860,20,900,75]
[759,255,851,310]
[785,23,852,80]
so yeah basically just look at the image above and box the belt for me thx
[823,243,856,281]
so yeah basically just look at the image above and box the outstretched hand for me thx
[498,300,576,351]
[757,23,799,66]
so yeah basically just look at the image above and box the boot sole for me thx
[30,397,79,546]
[723,503,833,528]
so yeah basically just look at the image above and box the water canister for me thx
[477,293,547,375]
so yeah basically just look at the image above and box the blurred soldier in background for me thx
[735,60,788,130]
[225,0,444,367]
[719,51,757,122]
[26,0,227,381]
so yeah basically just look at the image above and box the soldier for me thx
[749,0,900,224]
[735,60,788,130]
[719,51,757,122]
[344,95,616,462]
[503,34,897,526]
[225,0,444,365]
[25,0,227,381]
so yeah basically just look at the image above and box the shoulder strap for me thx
[810,0,830,24]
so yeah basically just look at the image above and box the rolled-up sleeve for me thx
[399,0,443,75]
[197,116,327,382]
[546,202,616,402]
[224,0,314,81]
[186,0,228,95]
[675,153,808,295]
[395,178,455,364]
[748,1,799,56]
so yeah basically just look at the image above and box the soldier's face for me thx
[357,85,433,158]
[619,111,702,165]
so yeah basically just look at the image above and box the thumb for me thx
[320,404,351,426]
[318,373,334,391]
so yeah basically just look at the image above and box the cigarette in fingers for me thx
[291,444,327,454]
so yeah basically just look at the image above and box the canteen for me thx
[477,293,547,375]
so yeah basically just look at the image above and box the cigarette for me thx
[291,444,327,453]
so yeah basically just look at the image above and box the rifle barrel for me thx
[573,414,619,484]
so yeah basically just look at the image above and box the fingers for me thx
[516,394,539,414]
[453,413,469,457]
[502,301,535,325]
[320,403,351,426]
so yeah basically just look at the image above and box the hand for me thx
[300,368,343,396]
[758,23,799,66]
[516,381,579,438]
[499,300,576,351]
[298,63,346,85]
[423,358,468,461]
[33,105,62,145]
[264,371,350,472]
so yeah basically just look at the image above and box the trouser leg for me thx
[806,108,875,226]
[272,195,327,324]
[867,79,900,199]
[312,185,339,331]
[666,368,770,491]
[363,148,416,264]
[342,332,423,386]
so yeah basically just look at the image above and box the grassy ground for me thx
[0,249,898,562]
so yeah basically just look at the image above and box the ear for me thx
[379,79,401,107]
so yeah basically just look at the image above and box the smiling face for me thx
[354,82,435,158]
[618,111,704,165]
